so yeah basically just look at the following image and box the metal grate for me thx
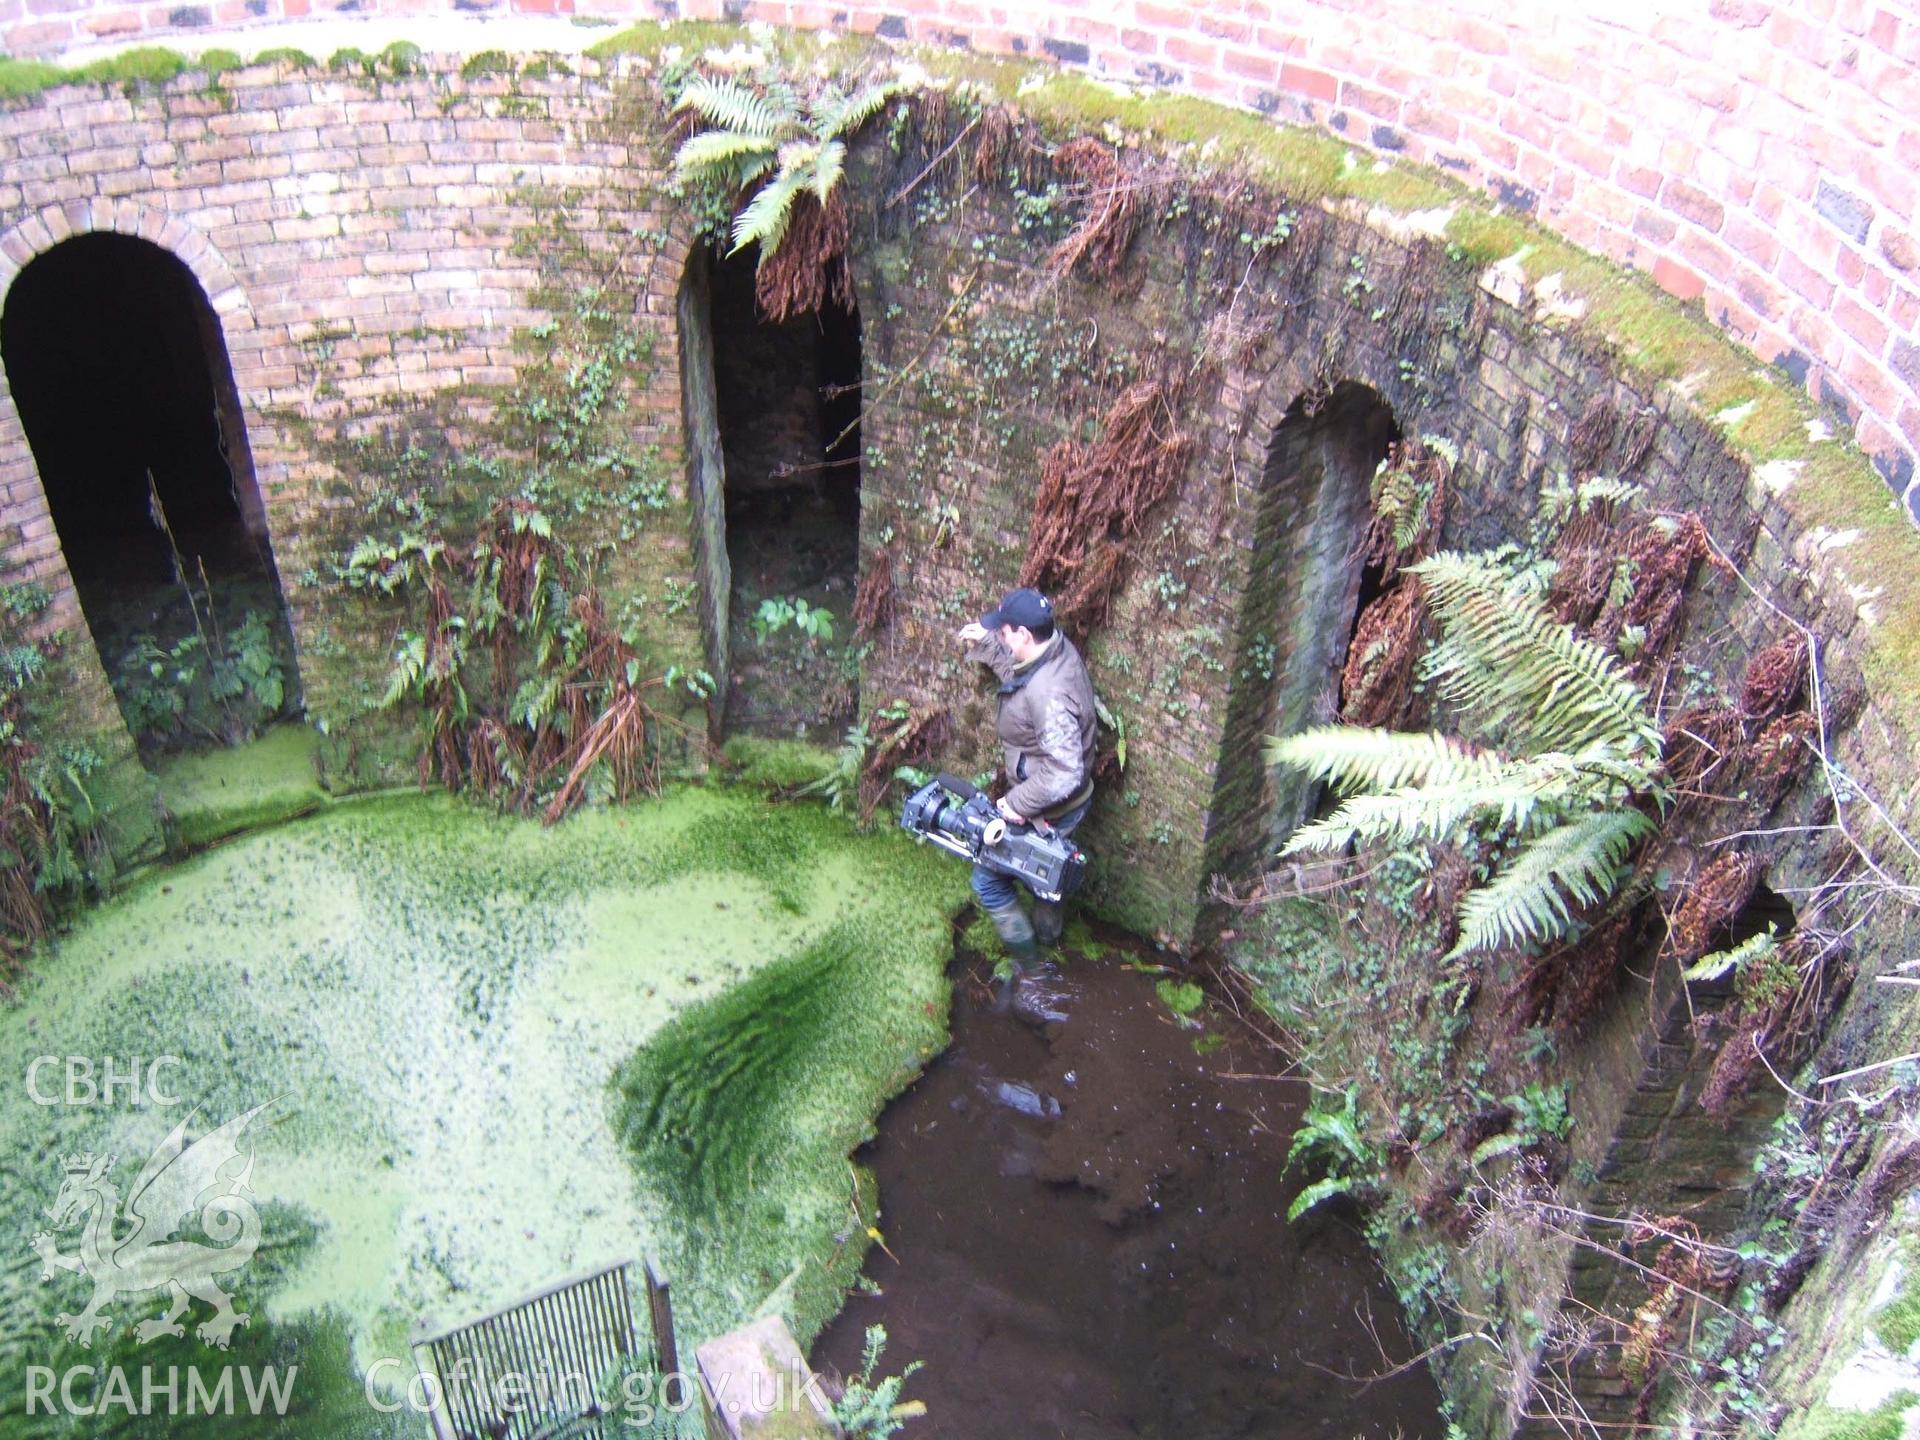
[411,1257,672,1440]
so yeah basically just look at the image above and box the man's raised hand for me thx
[957,622,988,644]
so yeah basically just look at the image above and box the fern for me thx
[1413,552,1662,761]
[1268,546,1671,957]
[672,128,779,176]
[673,74,785,137]
[818,79,903,139]
[1286,1174,1357,1222]
[731,171,806,256]
[1682,926,1779,984]
[1283,768,1561,856]
[1266,726,1504,794]
[671,64,913,265]
[1451,809,1653,956]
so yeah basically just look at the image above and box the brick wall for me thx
[6,2,1918,523]
[0,55,708,816]
[0,43,1914,1433]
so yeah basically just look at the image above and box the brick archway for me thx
[0,201,283,627]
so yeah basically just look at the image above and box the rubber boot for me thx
[982,901,1039,1012]
[1032,898,1065,949]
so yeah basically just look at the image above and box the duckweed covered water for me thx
[0,787,968,1437]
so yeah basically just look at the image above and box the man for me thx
[955,586,1099,984]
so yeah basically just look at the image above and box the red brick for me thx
[1278,62,1337,103]
[1723,212,1781,267]
[1222,47,1277,84]
[1557,132,1612,180]
[1677,227,1737,284]
[1653,254,1706,300]
[1618,164,1662,200]
[1833,293,1891,350]
[1662,178,1727,231]
[1778,250,1838,306]
[1450,15,1510,54]
[1838,345,1902,415]
[1162,34,1218,69]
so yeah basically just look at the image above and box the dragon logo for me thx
[30,1100,274,1350]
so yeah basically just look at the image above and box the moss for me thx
[0,45,277,102]
[0,786,969,1434]
[379,40,423,75]
[72,45,190,89]
[1874,1233,1920,1354]
[198,47,243,81]
[459,49,516,80]
[0,58,71,99]
[718,735,838,789]
[1781,1395,1919,1440]
[327,46,376,75]
[152,723,328,849]
[253,46,319,70]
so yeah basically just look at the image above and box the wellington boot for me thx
[1032,898,1065,948]
[983,900,1041,964]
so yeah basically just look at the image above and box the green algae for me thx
[1873,1231,1920,1355]
[152,724,328,849]
[717,735,839,791]
[0,786,968,1436]
[1782,1394,1918,1440]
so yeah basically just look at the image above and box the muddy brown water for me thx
[812,924,1445,1439]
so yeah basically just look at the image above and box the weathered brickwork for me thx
[0,56,710,822]
[0,53,1914,1434]
[6,1,1918,521]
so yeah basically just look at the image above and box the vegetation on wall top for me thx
[664,42,914,321]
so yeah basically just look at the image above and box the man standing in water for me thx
[956,588,1099,995]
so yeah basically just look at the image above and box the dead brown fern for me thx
[1020,377,1192,637]
[754,189,854,324]
[1668,851,1762,963]
[853,547,896,638]
[1662,702,1745,794]
[1747,710,1818,810]
[1740,634,1808,723]
[858,705,953,821]
[1592,513,1715,671]
[971,103,1015,182]
[1045,138,1141,282]
[1340,580,1427,728]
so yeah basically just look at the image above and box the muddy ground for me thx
[813,921,1445,1439]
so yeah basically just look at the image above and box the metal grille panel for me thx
[411,1257,661,1440]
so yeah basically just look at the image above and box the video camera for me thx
[899,773,1087,903]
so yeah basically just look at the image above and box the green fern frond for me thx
[730,171,806,257]
[1682,925,1779,984]
[1450,809,1654,955]
[816,78,902,139]
[672,129,780,177]
[1281,767,1573,855]
[1267,726,1504,793]
[1413,552,1662,760]
[1286,1174,1357,1222]
[811,138,846,204]
[672,74,791,137]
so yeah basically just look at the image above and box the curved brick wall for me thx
[8,0,1918,520]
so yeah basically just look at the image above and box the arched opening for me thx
[1203,381,1401,892]
[1,233,299,754]
[678,241,863,742]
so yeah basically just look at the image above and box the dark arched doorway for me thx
[1,233,299,753]
[677,241,863,742]
[1203,381,1401,889]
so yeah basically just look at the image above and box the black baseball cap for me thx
[979,587,1054,631]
